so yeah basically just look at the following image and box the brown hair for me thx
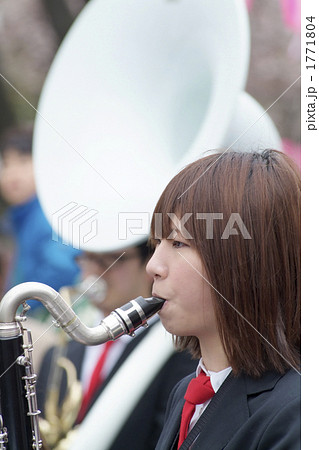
[150,150,300,377]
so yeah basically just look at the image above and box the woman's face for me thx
[146,231,218,341]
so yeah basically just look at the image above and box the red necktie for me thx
[77,340,115,423]
[178,371,215,449]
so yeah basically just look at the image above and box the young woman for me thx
[146,150,300,450]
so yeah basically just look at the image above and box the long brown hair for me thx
[150,150,300,377]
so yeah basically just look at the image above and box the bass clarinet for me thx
[0,282,164,449]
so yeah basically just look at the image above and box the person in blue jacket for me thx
[0,125,80,318]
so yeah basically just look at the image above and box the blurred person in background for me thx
[37,240,197,450]
[0,124,81,320]
[0,231,14,302]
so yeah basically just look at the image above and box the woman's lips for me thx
[152,293,167,312]
[152,292,166,301]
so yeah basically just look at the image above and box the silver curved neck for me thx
[0,282,114,344]
[0,282,164,345]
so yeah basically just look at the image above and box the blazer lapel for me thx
[180,373,248,450]
[159,395,185,450]
[155,374,193,450]
[180,371,283,450]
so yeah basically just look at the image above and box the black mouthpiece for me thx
[114,296,165,335]
[135,296,165,317]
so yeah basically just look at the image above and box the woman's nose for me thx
[146,246,168,279]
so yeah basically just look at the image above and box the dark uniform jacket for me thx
[156,368,300,450]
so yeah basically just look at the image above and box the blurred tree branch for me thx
[0,63,16,134]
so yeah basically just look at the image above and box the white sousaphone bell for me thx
[34,0,280,255]
[33,0,281,448]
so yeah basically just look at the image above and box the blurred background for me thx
[0,0,301,154]
[0,2,303,446]
[0,0,301,294]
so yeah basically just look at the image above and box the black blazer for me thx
[37,323,197,450]
[156,369,300,450]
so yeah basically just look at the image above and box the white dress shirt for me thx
[188,358,232,433]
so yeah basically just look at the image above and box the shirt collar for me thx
[196,357,232,393]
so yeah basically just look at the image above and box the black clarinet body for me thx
[0,333,33,449]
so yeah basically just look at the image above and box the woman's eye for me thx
[172,240,187,248]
